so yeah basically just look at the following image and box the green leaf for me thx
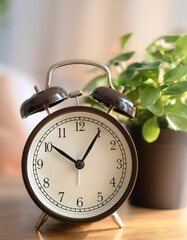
[163,81,187,95]
[136,61,161,70]
[118,67,137,86]
[121,61,160,72]
[126,62,143,70]
[157,35,180,43]
[164,64,187,82]
[148,100,164,116]
[165,102,187,131]
[110,52,135,64]
[176,35,187,57]
[127,89,139,101]
[140,86,161,107]
[147,42,172,56]
[167,114,187,131]
[133,62,160,85]
[157,116,168,128]
[0,0,8,12]
[142,117,160,142]
[83,96,105,110]
[134,109,153,126]
[139,69,159,83]
[131,62,160,84]
[165,102,187,116]
[118,61,160,87]
[118,63,142,86]
[160,84,168,90]
[146,36,179,63]
[120,33,133,49]
[151,50,174,63]
[143,78,157,87]
[83,75,106,92]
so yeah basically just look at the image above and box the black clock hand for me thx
[81,128,101,162]
[52,145,76,164]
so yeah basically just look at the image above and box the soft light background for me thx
[0,0,186,175]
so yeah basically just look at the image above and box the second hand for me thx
[77,170,81,186]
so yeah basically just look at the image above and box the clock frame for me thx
[20,59,138,229]
[22,106,137,224]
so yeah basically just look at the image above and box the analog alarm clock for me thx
[20,59,138,229]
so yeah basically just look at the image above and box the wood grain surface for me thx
[0,177,187,240]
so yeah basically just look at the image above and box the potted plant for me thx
[84,33,187,209]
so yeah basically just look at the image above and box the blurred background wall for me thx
[0,0,187,175]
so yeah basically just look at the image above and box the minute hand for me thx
[81,128,101,162]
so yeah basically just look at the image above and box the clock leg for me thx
[35,212,49,229]
[111,212,124,228]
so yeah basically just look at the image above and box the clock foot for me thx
[111,212,124,228]
[35,212,49,229]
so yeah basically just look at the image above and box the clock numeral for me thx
[110,140,116,150]
[77,197,83,207]
[75,122,85,131]
[110,177,116,187]
[58,128,66,138]
[117,159,123,169]
[97,192,103,202]
[44,142,52,152]
[37,159,43,169]
[58,192,64,202]
[43,177,50,188]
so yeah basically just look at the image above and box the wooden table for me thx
[0,177,187,240]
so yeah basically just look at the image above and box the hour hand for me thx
[52,144,76,164]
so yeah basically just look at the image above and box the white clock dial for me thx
[22,106,137,222]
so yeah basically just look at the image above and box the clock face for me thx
[22,106,137,223]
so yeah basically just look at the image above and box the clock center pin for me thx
[75,160,85,169]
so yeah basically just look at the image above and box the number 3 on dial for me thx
[22,106,137,223]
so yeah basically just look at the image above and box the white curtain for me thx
[1,0,182,90]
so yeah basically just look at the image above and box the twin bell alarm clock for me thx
[20,59,138,229]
